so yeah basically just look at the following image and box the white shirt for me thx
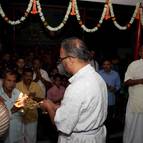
[124,59,143,112]
[33,69,51,96]
[54,64,108,143]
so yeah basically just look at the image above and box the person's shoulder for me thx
[48,85,56,91]
[98,69,104,74]
[16,80,23,85]
[31,81,40,86]
[13,88,21,95]
[127,59,140,68]
[111,70,119,75]
[0,86,3,94]
[40,68,47,73]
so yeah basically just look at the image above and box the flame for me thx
[14,93,28,108]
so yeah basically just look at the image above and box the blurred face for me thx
[33,59,41,70]
[3,73,16,93]
[54,77,61,87]
[60,48,72,74]
[23,72,33,85]
[3,54,10,61]
[16,58,25,69]
[102,60,112,72]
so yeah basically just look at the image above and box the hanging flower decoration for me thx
[75,0,107,32]
[0,0,142,31]
[0,0,33,25]
[37,0,72,31]
[109,1,141,30]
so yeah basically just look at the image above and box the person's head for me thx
[138,45,143,59]
[22,67,33,85]
[16,57,25,69]
[2,70,17,94]
[52,74,62,88]
[60,37,91,74]
[102,59,112,72]
[33,58,41,70]
[2,53,11,62]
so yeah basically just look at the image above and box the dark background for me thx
[0,0,142,60]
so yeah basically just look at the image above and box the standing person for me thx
[0,70,25,143]
[15,56,25,82]
[16,67,44,143]
[40,37,108,143]
[47,73,65,104]
[32,58,52,97]
[98,59,121,136]
[123,45,143,143]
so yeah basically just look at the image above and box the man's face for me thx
[102,60,112,72]
[33,59,41,70]
[60,48,71,74]
[3,73,16,93]
[16,58,25,69]
[23,72,33,85]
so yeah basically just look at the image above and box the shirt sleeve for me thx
[54,85,83,135]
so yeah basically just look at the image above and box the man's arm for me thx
[125,79,143,86]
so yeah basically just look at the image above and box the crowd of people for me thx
[0,37,142,143]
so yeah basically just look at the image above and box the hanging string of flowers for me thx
[37,0,72,31]
[0,0,142,31]
[0,0,33,25]
[74,0,107,32]
[109,1,141,30]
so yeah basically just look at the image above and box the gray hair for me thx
[61,37,91,61]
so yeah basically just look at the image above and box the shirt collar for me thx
[69,64,92,83]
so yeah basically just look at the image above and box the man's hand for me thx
[39,99,60,124]
[40,99,60,113]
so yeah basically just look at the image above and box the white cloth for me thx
[123,109,143,143]
[55,64,108,143]
[33,69,51,96]
[124,59,143,112]
[0,87,24,143]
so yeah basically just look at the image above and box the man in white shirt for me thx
[40,37,108,143]
[123,45,143,143]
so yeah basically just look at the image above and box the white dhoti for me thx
[123,112,143,143]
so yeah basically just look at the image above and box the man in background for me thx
[123,45,143,143]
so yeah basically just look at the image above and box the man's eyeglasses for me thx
[59,56,75,62]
